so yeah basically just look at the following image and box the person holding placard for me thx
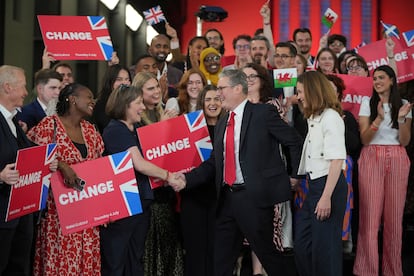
[0,65,44,276]
[101,84,184,276]
[27,83,104,276]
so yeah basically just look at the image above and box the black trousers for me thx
[0,214,33,276]
[214,187,294,276]
[180,195,216,276]
[100,199,152,276]
[294,174,347,276]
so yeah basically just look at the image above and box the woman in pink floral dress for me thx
[27,83,104,275]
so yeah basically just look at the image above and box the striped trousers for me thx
[353,145,410,276]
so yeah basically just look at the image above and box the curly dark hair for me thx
[56,83,87,116]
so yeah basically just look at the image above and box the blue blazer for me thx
[0,114,33,228]
[16,99,46,130]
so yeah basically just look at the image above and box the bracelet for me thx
[388,56,394,59]
[398,117,406,124]
[264,22,270,25]
[164,170,170,181]
[372,121,379,128]
[370,124,379,131]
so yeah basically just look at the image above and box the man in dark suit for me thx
[172,69,303,276]
[0,65,36,275]
[16,69,62,130]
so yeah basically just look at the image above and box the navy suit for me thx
[16,99,46,130]
[0,113,35,275]
[185,102,303,276]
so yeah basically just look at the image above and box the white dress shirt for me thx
[0,104,17,137]
[224,99,248,184]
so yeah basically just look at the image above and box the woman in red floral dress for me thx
[27,83,104,275]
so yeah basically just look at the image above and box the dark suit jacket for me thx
[0,114,33,228]
[186,101,303,207]
[16,99,46,130]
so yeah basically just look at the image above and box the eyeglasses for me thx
[235,44,250,50]
[246,74,259,81]
[347,66,364,72]
[330,42,344,47]
[217,86,233,92]
[274,54,293,60]
[204,55,221,63]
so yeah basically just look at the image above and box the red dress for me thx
[27,115,104,276]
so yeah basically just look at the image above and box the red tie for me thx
[224,112,236,185]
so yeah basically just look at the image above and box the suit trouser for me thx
[353,145,409,276]
[294,173,347,276]
[180,195,215,276]
[214,187,294,276]
[0,214,33,276]
[100,199,152,276]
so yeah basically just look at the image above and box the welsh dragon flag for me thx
[273,68,298,88]
[322,8,338,29]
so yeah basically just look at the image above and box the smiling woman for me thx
[199,47,222,86]
[27,83,104,276]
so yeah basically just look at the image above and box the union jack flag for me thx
[353,41,367,53]
[402,29,414,47]
[119,180,142,216]
[109,151,133,175]
[185,110,207,132]
[143,5,166,26]
[381,21,400,39]
[87,16,107,30]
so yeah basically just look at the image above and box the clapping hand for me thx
[398,102,413,119]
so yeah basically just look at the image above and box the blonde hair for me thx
[132,71,163,125]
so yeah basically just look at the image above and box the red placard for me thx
[357,37,414,83]
[6,144,57,221]
[337,74,373,119]
[51,151,142,235]
[137,110,212,189]
[37,15,113,60]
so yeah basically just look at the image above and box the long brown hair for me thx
[297,71,342,118]
[176,68,207,115]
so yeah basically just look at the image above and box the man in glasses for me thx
[223,34,252,71]
[171,69,302,276]
[328,34,348,57]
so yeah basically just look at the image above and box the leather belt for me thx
[223,183,246,192]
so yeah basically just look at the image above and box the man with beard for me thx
[250,36,271,69]
[148,34,183,102]
[292,28,315,67]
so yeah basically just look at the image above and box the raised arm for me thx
[385,36,398,76]
[260,1,276,68]
[165,22,186,63]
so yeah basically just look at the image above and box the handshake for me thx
[166,172,187,192]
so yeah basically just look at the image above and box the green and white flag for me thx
[273,68,297,88]
[322,8,338,29]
